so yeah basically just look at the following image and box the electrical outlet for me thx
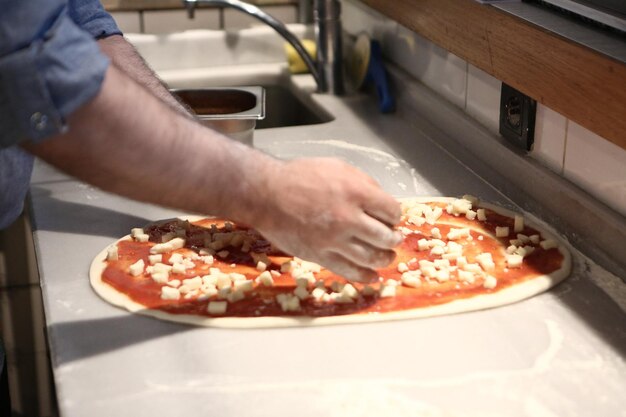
[499,83,536,151]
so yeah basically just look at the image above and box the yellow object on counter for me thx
[284,39,316,74]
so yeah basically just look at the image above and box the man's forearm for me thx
[24,65,275,224]
[98,35,193,118]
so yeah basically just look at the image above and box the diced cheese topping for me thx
[495,226,509,238]
[207,301,227,315]
[397,262,409,273]
[417,239,430,251]
[506,254,523,268]
[462,263,482,273]
[276,293,301,311]
[171,262,188,275]
[446,198,473,216]
[150,271,169,284]
[430,246,445,256]
[216,274,232,290]
[256,261,267,272]
[341,283,358,299]
[217,250,229,259]
[148,254,162,265]
[168,253,184,265]
[255,271,274,286]
[447,228,471,241]
[517,234,530,244]
[311,287,327,301]
[131,228,144,238]
[477,209,487,221]
[227,289,245,303]
[435,269,450,282]
[475,252,495,271]
[135,234,150,243]
[457,270,475,284]
[201,255,214,265]
[506,245,517,254]
[483,275,497,289]
[401,271,422,288]
[106,245,118,261]
[540,239,558,250]
[431,227,442,239]
[462,195,479,205]
[128,259,145,276]
[182,276,202,290]
[514,215,524,232]
[150,237,185,254]
[161,286,180,300]
[465,210,477,220]
[530,234,541,244]
[515,246,535,258]
[380,284,397,298]
[167,279,181,288]
[233,280,254,292]
[280,260,296,273]
[294,286,310,300]
[229,273,246,281]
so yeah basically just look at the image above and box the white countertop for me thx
[30,78,626,416]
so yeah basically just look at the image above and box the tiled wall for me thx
[342,0,626,218]
[110,4,297,34]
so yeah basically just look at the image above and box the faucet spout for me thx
[183,0,328,92]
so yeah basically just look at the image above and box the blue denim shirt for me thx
[0,0,121,228]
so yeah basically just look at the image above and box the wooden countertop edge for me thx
[362,0,626,150]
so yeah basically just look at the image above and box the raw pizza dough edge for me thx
[89,197,572,328]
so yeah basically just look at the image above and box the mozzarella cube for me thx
[457,270,475,284]
[341,283,359,299]
[229,273,246,282]
[517,234,530,243]
[462,195,479,205]
[431,227,442,239]
[216,274,232,290]
[435,269,450,282]
[135,234,149,243]
[233,279,254,292]
[475,253,495,271]
[462,263,483,273]
[131,228,144,238]
[227,289,245,303]
[483,275,497,289]
[128,259,145,276]
[168,253,184,265]
[447,228,471,241]
[434,259,451,269]
[456,256,468,267]
[430,246,445,256]
[477,209,487,221]
[530,234,541,244]
[171,263,187,275]
[255,271,274,286]
[312,287,328,301]
[294,286,310,300]
[506,254,524,268]
[514,215,524,232]
[506,245,517,254]
[380,284,397,298]
[148,254,162,265]
[280,260,295,273]
[540,239,558,250]
[201,255,214,265]
[106,245,119,261]
[465,210,477,220]
[151,272,169,284]
[166,279,181,288]
[397,262,409,273]
[495,227,509,238]
[417,239,430,251]
[256,261,268,272]
[182,276,202,290]
[161,286,180,300]
[207,301,228,315]
[401,271,422,288]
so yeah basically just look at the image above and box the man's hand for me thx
[248,158,402,282]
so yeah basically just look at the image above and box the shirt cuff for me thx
[68,0,123,39]
[0,10,110,146]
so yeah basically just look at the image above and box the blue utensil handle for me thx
[367,40,395,113]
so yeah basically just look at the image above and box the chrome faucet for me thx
[183,0,344,94]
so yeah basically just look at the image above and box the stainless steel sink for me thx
[256,84,332,129]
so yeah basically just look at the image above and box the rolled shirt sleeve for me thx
[0,0,114,146]
[0,0,120,229]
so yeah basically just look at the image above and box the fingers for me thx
[352,212,403,250]
[360,186,402,227]
[322,251,380,283]
[336,237,396,269]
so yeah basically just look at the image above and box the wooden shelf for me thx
[362,0,626,150]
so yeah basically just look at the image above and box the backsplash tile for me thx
[223,5,297,29]
[388,25,467,109]
[143,9,220,34]
[531,104,567,173]
[564,121,626,216]
[110,11,141,34]
[465,64,501,134]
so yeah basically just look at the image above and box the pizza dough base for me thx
[89,197,572,328]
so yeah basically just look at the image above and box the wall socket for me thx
[499,83,536,151]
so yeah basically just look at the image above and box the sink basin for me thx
[255,84,332,129]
